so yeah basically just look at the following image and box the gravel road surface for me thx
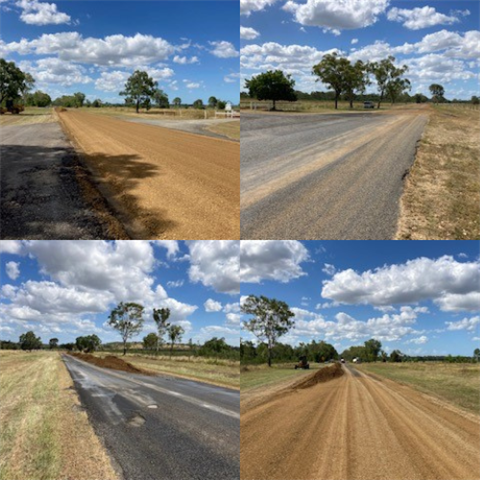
[0,122,117,239]
[241,364,480,480]
[241,111,428,239]
[63,354,239,480]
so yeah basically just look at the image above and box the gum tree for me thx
[120,70,157,113]
[108,302,145,355]
[369,56,409,109]
[167,324,185,358]
[153,307,170,353]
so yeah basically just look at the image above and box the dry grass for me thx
[396,104,480,239]
[0,107,55,126]
[80,106,226,120]
[357,362,480,413]
[206,120,240,140]
[92,352,240,390]
[0,351,118,480]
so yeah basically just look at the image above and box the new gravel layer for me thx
[240,364,480,480]
[58,110,240,239]
[240,110,428,239]
[63,354,239,480]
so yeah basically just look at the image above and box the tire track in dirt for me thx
[240,365,480,480]
[58,110,240,239]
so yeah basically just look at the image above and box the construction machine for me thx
[294,355,310,370]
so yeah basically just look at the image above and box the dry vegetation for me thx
[357,362,480,413]
[0,351,118,480]
[397,104,480,239]
[0,107,55,126]
[93,352,240,390]
[206,120,240,140]
[81,106,228,120]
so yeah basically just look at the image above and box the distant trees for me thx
[217,100,227,110]
[370,56,410,108]
[364,338,382,362]
[25,90,51,107]
[471,96,479,105]
[75,334,101,353]
[0,59,31,105]
[153,307,170,352]
[108,302,145,355]
[92,99,102,108]
[143,333,160,351]
[193,99,204,109]
[245,70,297,110]
[153,88,169,108]
[167,325,185,358]
[173,97,182,107]
[390,349,404,362]
[414,93,428,104]
[474,348,480,362]
[49,338,59,349]
[19,331,42,351]
[199,337,231,357]
[73,92,86,107]
[208,96,218,108]
[429,84,445,104]
[241,295,295,367]
[53,93,87,108]
[120,70,158,113]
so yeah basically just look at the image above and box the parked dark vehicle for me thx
[295,355,310,370]
[363,101,375,109]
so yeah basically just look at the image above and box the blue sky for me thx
[240,0,480,99]
[240,241,480,356]
[0,0,240,103]
[0,241,241,346]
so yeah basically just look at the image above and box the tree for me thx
[167,324,185,358]
[386,77,411,104]
[241,295,295,367]
[26,90,51,107]
[312,53,352,110]
[22,73,35,100]
[474,348,480,362]
[380,350,388,362]
[19,331,42,351]
[217,100,227,110]
[153,307,170,353]
[108,302,145,355]
[370,56,409,109]
[73,92,86,108]
[429,84,445,104]
[153,88,169,108]
[364,339,382,362]
[173,97,182,107]
[75,334,101,353]
[343,60,369,109]
[208,96,218,108]
[0,59,29,105]
[390,349,403,362]
[193,99,204,109]
[92,99,102,108]
[120,70,158,113]
[143,333,160,351]
[471,96,479,105]
[49,338,59,349]
[245,70,297,111]
[414,93,428,104]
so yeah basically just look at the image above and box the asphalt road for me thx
[63,355,240,480]
[0,122,121,239]
[240,111,428,239]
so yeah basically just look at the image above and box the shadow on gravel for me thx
[0,144,176,239]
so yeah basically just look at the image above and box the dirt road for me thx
[63,354,239,480]
[0,122,124,239]
[241,111,428,239]
[240,364,480,480]
[58,110,240,239]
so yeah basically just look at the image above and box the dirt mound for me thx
[292,363,344,390]
[70,353,153,375]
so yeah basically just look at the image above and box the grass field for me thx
[0,107,55,126]
[93,352,240,390]
[240,363,322,391]
[356,362,480,413]
[0,351,118,480]
[396,104,480,239]
[79,106,228,120]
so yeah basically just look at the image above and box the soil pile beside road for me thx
[292,363,343,389]
[70,353,153,375]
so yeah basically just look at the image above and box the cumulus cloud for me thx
[187,241,240,295]
[445,316,480,332]
[204,298,223,312]
[241,26,260,40]
[406,335,428,344]
[6,262,20,281]
[283,0,389,33]
[241,240,309,284]
[21,57,92,86]
[321,256,480,312]
[322,263,336,276]
[209,41,239,58]
[173,55,199,64]
[351,38,358,45]
[241,0,277,16]
[224,72,241,83]
[0,240,24,254]
[17,0,71,25]
[387,6,466,30]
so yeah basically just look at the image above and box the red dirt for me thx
[69,353,154,375]
[292,362,344,389]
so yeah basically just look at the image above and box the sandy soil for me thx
[58,110,240,239]
[240,365,480,480]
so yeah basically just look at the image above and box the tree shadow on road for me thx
[0,144,177,239]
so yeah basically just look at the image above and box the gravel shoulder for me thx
[0,121,126,239]
[240,111,427,239]
[240,364,480,480]
[63,354,239,480]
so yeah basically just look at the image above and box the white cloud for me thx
[209,41,239,58]
[173,55,199,64]
[322,256,480,312]
[241,240,309,284]
[351,38,358,45]
[204,298,223,312]
[185,82,200,89]
[322,263,336,276]
[283,0,389,33]
[6,262,20,281]
[94,70,129,92]
[21,57,92,86]
[387,6,466,30]
[154,240,179,258]
[241,26,260,40]
[226,313,242,326]
[0,240,24,254]
[17,0,71,25]
[240,0,277,16]
[166,280,184,288]
[445,316,480,332]
[406,335,428,345]
[187,241,240,295]
[224,72,241,83]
